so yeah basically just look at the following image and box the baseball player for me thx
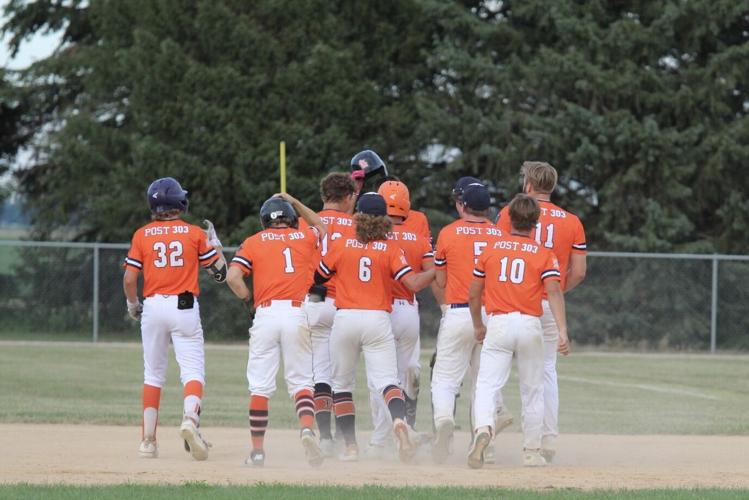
[364,180,434,455]
[313,193,435,463]
[430,182,511,464]
[496,161,586,462]
[226,193,326,468]
[468,194,569,468]
[302,172,358,456]
[123,177,227,461]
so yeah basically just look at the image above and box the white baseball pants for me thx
[368,300,420,445]
[518,299,561,449]
[246,301,314,398]
[304,296,336,386]
[474,312,544,450]
[141,295,205,388]
[330,309,398,394]
[431,307,506,427]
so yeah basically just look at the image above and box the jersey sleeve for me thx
[124,232,144,272]
[420,237,434,263]
[318,238,340,278]
[496,206,511,232]
[196,227,220,267]
[391,246,413,282]
[230,239,254,277]
[473,250,488,280]
[540,251,562,282]
[434,229,448,268]
[571,216,587,254]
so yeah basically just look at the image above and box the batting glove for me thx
[127,299,143,321]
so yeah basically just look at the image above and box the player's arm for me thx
[403,267,435,292]
[201,220,227,283]
[468,278,486,343]
[433,232,447,288]
[565,252,586,292]
[227,266,251,304]
[274,192,327,239]
[545,279,569,355]
[122,268,142,320]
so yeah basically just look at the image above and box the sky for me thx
[1,0,62,70]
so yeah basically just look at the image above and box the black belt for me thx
[450,303,469,309]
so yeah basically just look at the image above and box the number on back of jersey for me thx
[153,241,184,268]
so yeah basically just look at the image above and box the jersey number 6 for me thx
[358,257,372,282]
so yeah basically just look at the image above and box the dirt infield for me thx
[2,424,747,490]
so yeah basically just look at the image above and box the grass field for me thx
[1,484,747,500]
[0,342,747,434]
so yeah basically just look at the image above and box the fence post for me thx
[93,243,100,343]
[710,256,718,353]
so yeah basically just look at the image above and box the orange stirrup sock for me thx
[142,384,161,439]
[183,380,203,424]
[249,395,269,450]
[294,389,315,429]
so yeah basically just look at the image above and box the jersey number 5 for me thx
[153,241,184,268]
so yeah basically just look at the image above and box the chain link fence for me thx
[1,240,747,350]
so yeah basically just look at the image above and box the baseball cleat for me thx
[319,437,336,458]
[540,448,556,463]
[300,428,324,467]
[523,449,547,467]
[432,420,454,464]
[393,419,416,463]
[138,437,158,458]
[338,443,359,462]
[494,406,514,434]
[246,449,265,467]
[484,442,496,464]
[467,431,491,469]
[179,418,211,461]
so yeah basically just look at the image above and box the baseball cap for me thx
[377,180,410,219]
[461,183,491,211]
[356,192,388,216]
[452,176,482,200]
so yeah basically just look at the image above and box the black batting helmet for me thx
[260,197,299,229]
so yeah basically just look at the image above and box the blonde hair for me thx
[521,161,557,194]
[354,213,392,243]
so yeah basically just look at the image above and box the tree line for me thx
[1,0,747,254]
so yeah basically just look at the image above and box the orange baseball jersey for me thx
[318,237,413,312]
[231,227,320,307]
[124,219,219,297]
[474,234,561,316]
[497,200,586,291]
[387,224,433,302]
[299,209,356,299]
[434,220,504,304]
[401,209,431,243]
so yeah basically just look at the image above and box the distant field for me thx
[0,342,747,434]
[2,484,747,500]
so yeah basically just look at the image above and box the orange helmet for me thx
[377,180,411,219]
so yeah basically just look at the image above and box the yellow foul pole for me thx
[279,141,287,193]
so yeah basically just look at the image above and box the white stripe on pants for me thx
[517,299,561,448]
[304,297,336,385]
[141,295,205,388]
[246,302,313,398]
[474,312,544,450]
[330,309,398,394]
[431,307,505,428]
[368,300,420,445]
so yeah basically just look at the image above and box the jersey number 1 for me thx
[282,247,295,273]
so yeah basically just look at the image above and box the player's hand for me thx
[127,299,143,321]
[557,332,570,356]
[273,192,296,205]
[474,324,487,343]
[203,219,223,250]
